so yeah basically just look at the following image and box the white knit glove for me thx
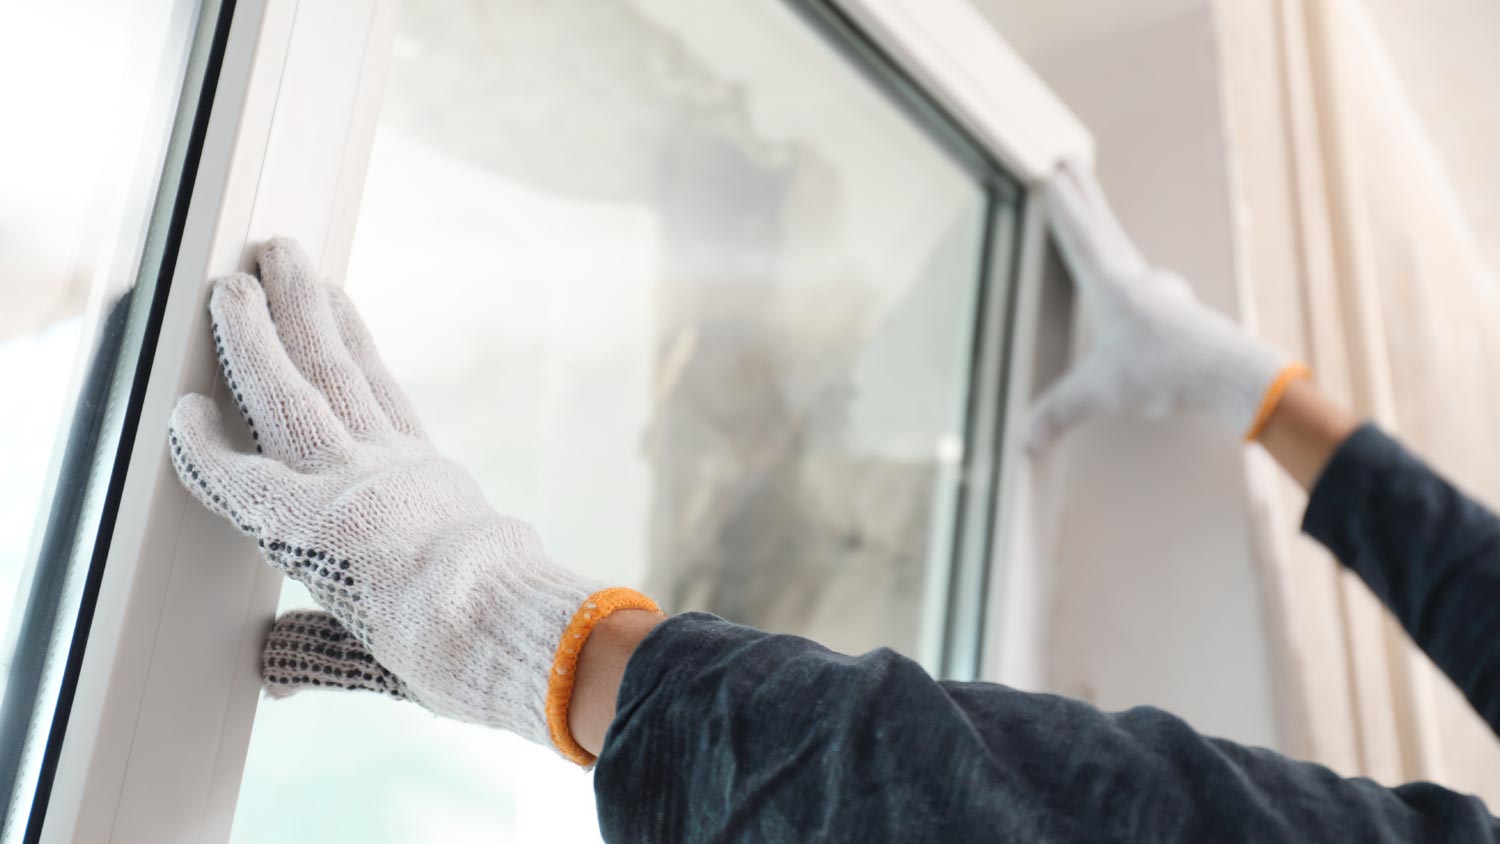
[1026,166,1308,451]
[168,239,657,764]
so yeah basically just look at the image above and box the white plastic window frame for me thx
[30,0,1088,840]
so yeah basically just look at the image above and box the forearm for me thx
[1252,377,1500,731]
[595,613,1499,842]
[1300,424,1500,733]
[1249,374,1500,732]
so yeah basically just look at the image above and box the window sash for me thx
[31,1,1087,840]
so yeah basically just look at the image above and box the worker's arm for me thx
[1267,382,1500,732]
[1035,165,1500,737]
[596,612,1499,842]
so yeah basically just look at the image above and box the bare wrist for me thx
[1256,377,1360,490]
[568,609,666,759]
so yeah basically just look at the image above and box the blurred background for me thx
[1,0,1497,840]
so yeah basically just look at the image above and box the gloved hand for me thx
[168,239,657,765]
[1026,165,1309,451]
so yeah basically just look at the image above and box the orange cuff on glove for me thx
[1243,362,1313,443]
[545,587,661,766]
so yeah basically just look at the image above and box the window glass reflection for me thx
[0,0,208,832]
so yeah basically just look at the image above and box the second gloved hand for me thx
[1027,165,1309,451]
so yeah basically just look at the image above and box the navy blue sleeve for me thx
[595,613,1498,843]
[1303,424,1500,734]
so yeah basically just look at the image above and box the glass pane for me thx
[0,0,213,834]
[232,1,1012,840]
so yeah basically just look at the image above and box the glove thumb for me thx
[1025,362,1115,455]
[262,610,407,701]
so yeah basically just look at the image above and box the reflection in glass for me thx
[233,1,1011,840]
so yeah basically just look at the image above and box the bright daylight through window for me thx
[230,0,1017,840]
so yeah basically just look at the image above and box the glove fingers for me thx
[262,610,407,700]
[1025,363,1115,454]
[1042,164,1149,289]
[256,239,395,440]
[168,393,302,536]
[325,284,426,438]
[210,273,353,466]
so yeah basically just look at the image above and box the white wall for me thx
[976,0,1283,750]
[1361,0,1500,279]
